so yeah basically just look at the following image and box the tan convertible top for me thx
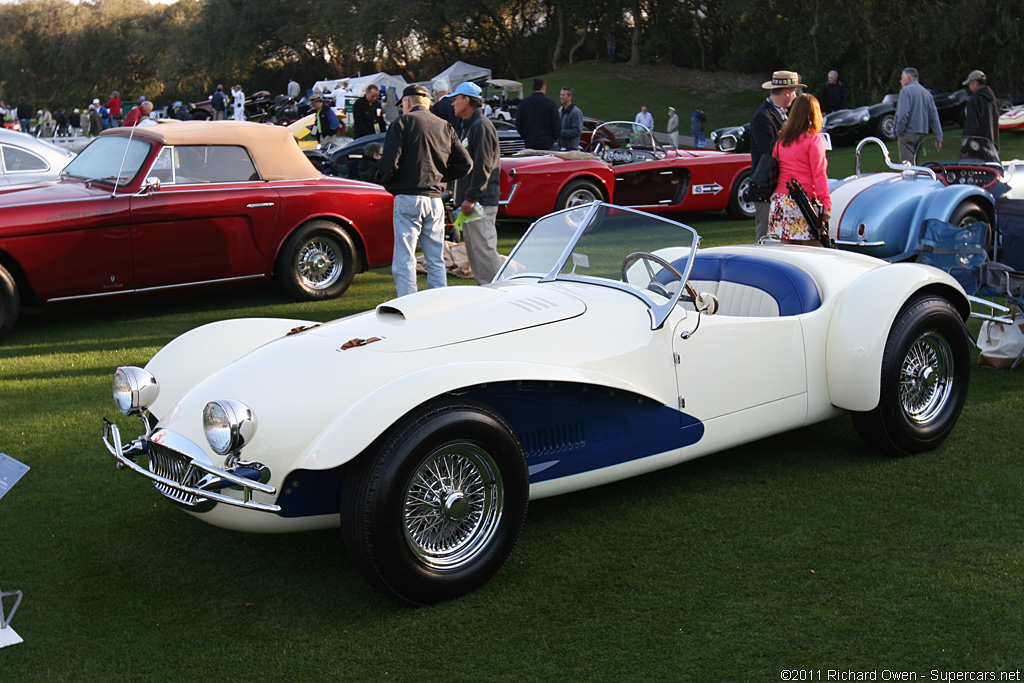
[100,120,319,181]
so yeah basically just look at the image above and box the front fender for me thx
[826,264,968,411]
[146,317,315,418]
[297,360,663,472]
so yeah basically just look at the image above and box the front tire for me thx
[0,263,20,342]
[556,178,603,211]
[341,399,529,605]
[852,296,970,456]
[876,113,896,141]
[727,169,755,219]
[276,220,357,300]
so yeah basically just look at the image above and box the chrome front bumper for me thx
[102,420,280,513]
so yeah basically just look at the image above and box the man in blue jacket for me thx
[516,78,559,150]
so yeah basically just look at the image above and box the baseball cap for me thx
[962,69,986,85]
[401,84,430,100]
[445,82,483,99]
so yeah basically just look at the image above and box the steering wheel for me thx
[620,252,699,303]
[586,139,610,155]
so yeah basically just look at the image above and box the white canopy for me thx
[432,61,492,90]
[485,79,524,98]
[312,72,408,98]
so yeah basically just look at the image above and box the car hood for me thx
[0,177,105,205]
[308,283,587,352]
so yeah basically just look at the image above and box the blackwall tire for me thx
[0,264,19,342]
[727,169,755,219]
[341,399,528,606]
[877,113,896,141]
[851,296,970,456]
[556,179,603,211]
[276,221,356,301]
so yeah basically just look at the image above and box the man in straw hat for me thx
[750,70,803,241]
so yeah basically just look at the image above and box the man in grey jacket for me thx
[895,67,943,165]
[557,87,583,151]
[451,81,503,284]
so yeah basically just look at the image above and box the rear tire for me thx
[0,264,19,342]
[341,399,528,605]
[276,220,357,300]
[555,179,603,211]
[727,169,755,219]
[852,296,970,456]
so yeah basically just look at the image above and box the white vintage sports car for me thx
[103,203,972,605]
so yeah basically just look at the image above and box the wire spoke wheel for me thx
[297,237,343,291]
[403,444,504,570]
[899,331,954,425]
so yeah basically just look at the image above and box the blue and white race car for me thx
[103,203,972,605]
[828,136,1023,262]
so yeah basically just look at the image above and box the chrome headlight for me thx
[112,366,159,415]
[203,400,258,455]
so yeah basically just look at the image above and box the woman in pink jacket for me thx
[768,94,831,246]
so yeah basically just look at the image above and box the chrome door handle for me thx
[246,202,275,208]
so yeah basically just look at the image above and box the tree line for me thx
[1,0,1020,112]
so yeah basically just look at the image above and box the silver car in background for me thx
[0,128,76,186]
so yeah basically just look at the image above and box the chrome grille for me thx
[499,139,526,156]
[148,441,205,506]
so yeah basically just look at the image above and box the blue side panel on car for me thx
[458,381,704,483]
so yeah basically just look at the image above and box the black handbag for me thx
[749,141,779,202]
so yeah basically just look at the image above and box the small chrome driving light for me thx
[112,366,159,415]
[203,400,258,455]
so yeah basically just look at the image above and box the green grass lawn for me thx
[3,70,1024,679]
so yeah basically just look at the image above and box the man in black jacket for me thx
[750,70,802,241]
[961,69,1000,153]
[378,84,473,297]
[451,81,503,284]
[515,78,559,150]
[351,84,386,138]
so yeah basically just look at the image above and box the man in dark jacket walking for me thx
[515,78,559,150]
[378,85,473,297]
[961,69,1000,152]
[451,82,503,284]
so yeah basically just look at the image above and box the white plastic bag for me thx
[978,306,1024,369]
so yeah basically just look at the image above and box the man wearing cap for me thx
[451,81,504,284]
[750,70,802,241]
[895,67,942,165]
[429,79,461,136]
[308,94,341,146]
[516,78,560,150]
[378,84,473,297]
[211,85,227,121]
[667,106,680,148]
[962,69,999,151]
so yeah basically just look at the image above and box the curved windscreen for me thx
[61,136,152,187]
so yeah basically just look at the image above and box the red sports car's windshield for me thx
[62,136,152,187]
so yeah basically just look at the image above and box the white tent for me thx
[312,72,408,98]
[432,61,492,90]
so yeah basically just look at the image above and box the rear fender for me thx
[826,264,968,411]
[296,361,654,472]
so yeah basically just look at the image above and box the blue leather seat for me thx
[672,252,822,316]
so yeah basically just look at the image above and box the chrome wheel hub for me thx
[403,444,503,569]
[297,238,341,289]
[899,331,954,425]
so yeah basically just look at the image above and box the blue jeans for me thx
[692,132,706,148]
[392,194,446,297]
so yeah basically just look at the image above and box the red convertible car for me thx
[0,121,393,342]
[499,121,754,220]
